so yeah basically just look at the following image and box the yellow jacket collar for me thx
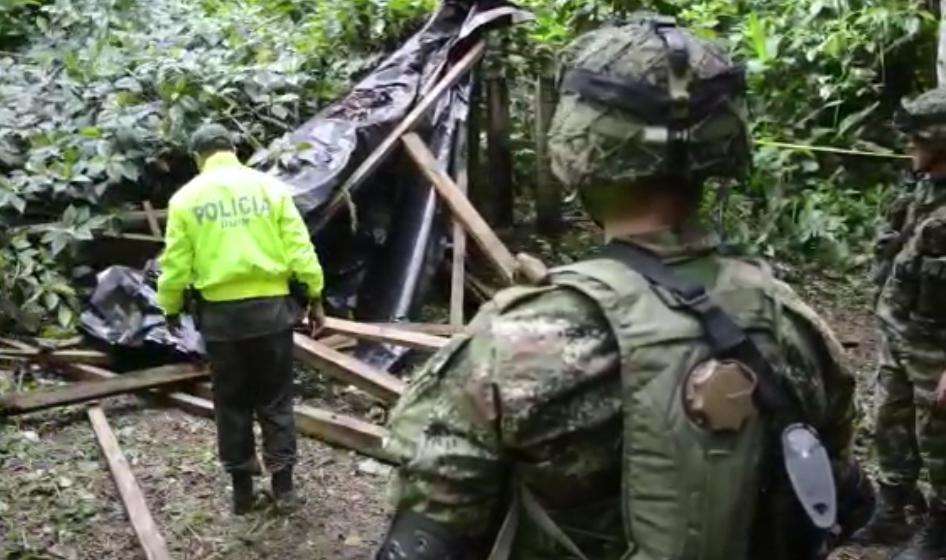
[201,151,241,172]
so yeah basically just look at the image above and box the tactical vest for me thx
[485,252,840,560]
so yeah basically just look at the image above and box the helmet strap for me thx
[655,20,692,175]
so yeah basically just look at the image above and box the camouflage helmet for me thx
[896,88,946,143]
[547,15,751,193]
[189,123,235,155]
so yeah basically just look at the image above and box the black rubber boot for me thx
[232,473,254,516]
[272,468,299,511]
[893,500,946,560]
[848,483,918,546]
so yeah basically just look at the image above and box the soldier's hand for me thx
[308,299,326,336]
[936,371,946,408]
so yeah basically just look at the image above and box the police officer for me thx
[157,124,325,514]
[375,17,857,560]
[850,89,946,559]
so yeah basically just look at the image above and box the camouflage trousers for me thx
[875,327,946,501]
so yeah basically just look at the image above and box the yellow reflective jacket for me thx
[156,151,324,316]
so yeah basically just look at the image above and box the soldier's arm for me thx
[156,199,195,316]
[379,287,617,559]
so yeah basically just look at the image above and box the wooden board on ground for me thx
[0,348,110,367]
[374,322,463,337]
[0,364,208,416]
[88,405,171,560]
[57,363,393,462]
[293,333,406,403]
[322,317,448,352]
[402,132,519,284]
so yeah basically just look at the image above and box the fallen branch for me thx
[1,364,208,416]
[293,333,406,402]
[88,405,172,560]
[322,317,448,352]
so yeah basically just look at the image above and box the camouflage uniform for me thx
[378,16,856,560]
[383,225,855,559]
[873,175,946,502]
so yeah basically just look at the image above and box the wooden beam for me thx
[451,105,471,327]
[374,322,463,337]
[0,348,110,367]
[292,334,405,402]
[88,405,172,560]
[486,69,514,227]
[1,365,208,416]
[142,201,163,237]
[322,317,448,352]
[58,363,391,462]
[402,132,519,284]
[534,73,562,236]
[314,40,487,230]
[294,405,392,463]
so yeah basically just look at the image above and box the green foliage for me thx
[0,0,432,333]
[506,0,936,268]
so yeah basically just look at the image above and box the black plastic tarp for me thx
[79,263,204,367]
[252,0,530,369]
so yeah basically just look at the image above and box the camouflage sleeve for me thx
[778,305,856,469]
[384,286,618,544]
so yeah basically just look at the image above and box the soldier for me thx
[849,89,946,559]
[375,16,857,560]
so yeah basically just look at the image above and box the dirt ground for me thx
[0,369,391,559]
[0,267,912,560]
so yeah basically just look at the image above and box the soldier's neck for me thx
[603,197,692,241]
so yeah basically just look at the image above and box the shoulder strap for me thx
[602,242,838,532]
[601,242,795,418]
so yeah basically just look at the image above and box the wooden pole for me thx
[88,405,172,560]
[314,40,487,231]
[402,133,519,285]
[142,201,163,237]
[486,68,514,227]
[534,73,562,236]
[451,107,472,327]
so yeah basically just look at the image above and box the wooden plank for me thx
[294,405,392,463]
[58,363,391,462]
[402,132,519,284]
[142,201,163,237]
[314,40,487,231]
[87,405,171,560]
[534,73,562,236]
[316,333,357,351]
[451,100,472,327]
[292,333,405,402]
[486,70,514,227]
[374,322,463,337]
[1,365,208,416]
[0,348,110,367]
[322,317,448,352]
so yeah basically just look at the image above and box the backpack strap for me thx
[600,242,794,418]
[601,241,838,532]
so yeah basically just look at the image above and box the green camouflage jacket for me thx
[384,226,854,559]
[875,177,946,342]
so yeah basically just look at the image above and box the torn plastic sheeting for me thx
[79,264,204,361]
[252,0,531,369]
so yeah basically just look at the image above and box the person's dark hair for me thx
[189,124,235,155]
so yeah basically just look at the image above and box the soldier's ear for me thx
[193,152,206,171]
